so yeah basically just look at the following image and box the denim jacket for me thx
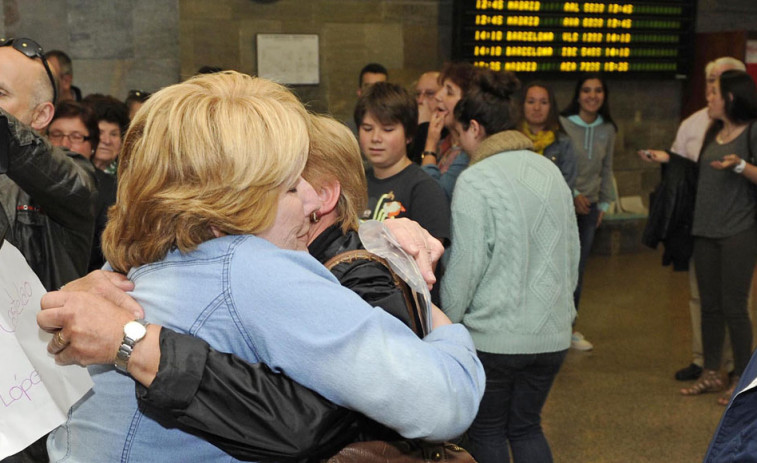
[48,234,485,462]
[543,132,578,190]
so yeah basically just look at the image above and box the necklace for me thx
[716,125,741,144]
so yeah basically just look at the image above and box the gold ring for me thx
[54,330,67,346]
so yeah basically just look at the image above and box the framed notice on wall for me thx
[257,34,319,85]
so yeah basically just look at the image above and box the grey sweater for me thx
[560,114,616,206]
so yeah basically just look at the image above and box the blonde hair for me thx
[705,57,746,77]
[304,114,367,232]
[103,71,309,272]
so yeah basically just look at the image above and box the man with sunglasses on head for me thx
[0,38,97,462]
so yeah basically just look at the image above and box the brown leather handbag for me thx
[324,440,475,463]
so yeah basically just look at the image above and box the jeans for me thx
[574,203,600,311]
[468,350,568,463]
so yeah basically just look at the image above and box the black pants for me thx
[1,436,48,463]
[695,225,757,376]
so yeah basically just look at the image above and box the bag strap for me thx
[323,249,426,337]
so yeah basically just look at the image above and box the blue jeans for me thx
[574,203,600,311]
[468,350,568,463]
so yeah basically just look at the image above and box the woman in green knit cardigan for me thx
[441,69,580,463]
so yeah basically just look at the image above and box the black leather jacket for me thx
[0,109,98,290]
[641,152,697,271]
[136,225,419,461]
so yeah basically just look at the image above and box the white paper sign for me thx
[0,240,93,459]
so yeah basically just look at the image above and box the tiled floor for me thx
[542,248,752,463]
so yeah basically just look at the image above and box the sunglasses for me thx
[126,89,151,102]
[0,37,57,105]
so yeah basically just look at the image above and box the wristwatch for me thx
[114,319,150,373]
[733,159,747,174]
[421,150,437,161]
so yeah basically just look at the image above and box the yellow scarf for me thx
[520,122,555,155]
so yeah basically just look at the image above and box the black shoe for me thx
[675,363,703,381]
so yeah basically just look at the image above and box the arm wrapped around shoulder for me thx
[136,328,362,461]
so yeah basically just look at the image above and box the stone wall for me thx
[1,0,180,100]
[4,0,757,204]
[179,0,449,118]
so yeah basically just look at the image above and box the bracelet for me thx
[733,159,747,174]
[421,150,437,160]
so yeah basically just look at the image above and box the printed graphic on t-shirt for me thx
[364,191,406,221]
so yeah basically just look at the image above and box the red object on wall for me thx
[748,40,757,83]
[748,64,757,83]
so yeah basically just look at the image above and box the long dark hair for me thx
[560,73,617,131]
[519,81,562,133]
[701,70,757,156]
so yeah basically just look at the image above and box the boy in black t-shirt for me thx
[355,82,450,247]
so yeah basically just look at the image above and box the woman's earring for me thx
[310,212,319,224]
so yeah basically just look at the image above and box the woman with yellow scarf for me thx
[518,82,577,190]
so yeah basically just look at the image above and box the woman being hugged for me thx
[559,74,617,351]
[442,69,579,463]
[518,81,577,189]
[643,70,757,405]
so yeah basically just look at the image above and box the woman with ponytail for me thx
[517,81,577,189]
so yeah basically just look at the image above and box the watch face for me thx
[124,320,147,340]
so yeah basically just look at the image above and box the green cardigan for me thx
[441,131,579,354]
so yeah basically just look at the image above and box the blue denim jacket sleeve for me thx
[228,240,485,441]
[421,151,470,200]
[544,134,578,191]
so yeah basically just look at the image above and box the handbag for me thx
[324,440,475,463]
[321,250,476,463]
[323,249,427,337]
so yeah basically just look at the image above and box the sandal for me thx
[718,375,740,406]
[680,369,726,396]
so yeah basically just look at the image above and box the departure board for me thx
[452,1,697,76]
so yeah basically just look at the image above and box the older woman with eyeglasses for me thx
[41,71,484,463]
[47,100,117,271]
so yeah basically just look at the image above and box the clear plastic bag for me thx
[358,220,432,335]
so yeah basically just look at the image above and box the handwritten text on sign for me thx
[0,241,92,459]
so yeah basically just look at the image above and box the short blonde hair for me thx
[705,57,746,77]
[304,114,367,232]
[103,71,309,272]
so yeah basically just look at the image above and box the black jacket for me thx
[641,152,697,271]
[136,224,420,461]
[0,109,98,290]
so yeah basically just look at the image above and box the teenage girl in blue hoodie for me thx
[560,74,618,351]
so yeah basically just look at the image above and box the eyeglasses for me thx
[0,37,57,105]
[48,131,91,144]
